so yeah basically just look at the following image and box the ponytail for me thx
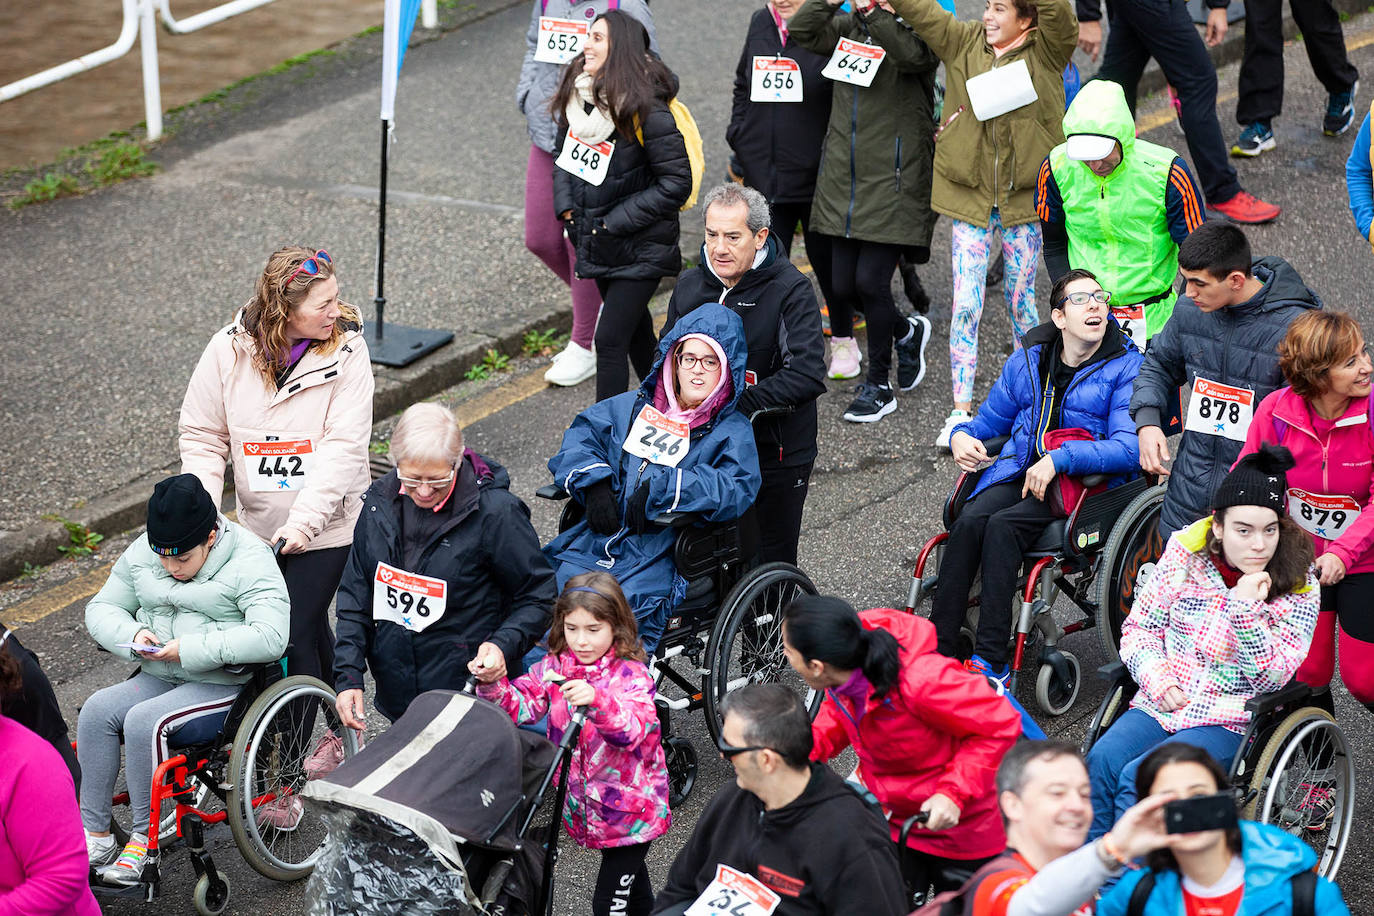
[781,596,902,698]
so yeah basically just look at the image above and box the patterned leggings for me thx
[949,212,1043,405]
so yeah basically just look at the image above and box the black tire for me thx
[1093,484,1167,662]
[702,562,819,742]
[664,736,698,808]
[193,872,231,916]
[226,675,357,882]
[1242,708,1353,879]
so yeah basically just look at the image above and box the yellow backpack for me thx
[636,97,704,211]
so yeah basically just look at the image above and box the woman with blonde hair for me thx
[179,246,373,776]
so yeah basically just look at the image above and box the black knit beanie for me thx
[1211,444,1296,514]
[147,474,217,556]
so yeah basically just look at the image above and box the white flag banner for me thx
[381,0,424,121]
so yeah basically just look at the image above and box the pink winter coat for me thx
[478,651,671,850]
[1237,387,1374,575]
[0,717,100,916]
[178,312,374,551]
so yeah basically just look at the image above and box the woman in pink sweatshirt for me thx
[1237,310,1374,714]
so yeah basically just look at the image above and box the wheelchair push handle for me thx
[272,537,286,557]
[747,405,794,424]
[897,811,931,848]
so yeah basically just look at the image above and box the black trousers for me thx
[1095,0,1242,204]
[1237,0,1358,124]
[828,237,903,386]
[594,277,660,402]
[592,841,653,916]
[770,200,839,311]
[279,545,349,682]
[753,460,814,566]
[928,481,1058,668]
[900,847,994,903]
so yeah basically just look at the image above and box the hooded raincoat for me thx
[545,304,762,651]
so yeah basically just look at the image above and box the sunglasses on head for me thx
[283,250,331,289]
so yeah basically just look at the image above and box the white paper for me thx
[965,59,1038,121]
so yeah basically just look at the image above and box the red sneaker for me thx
[1211,190,1281,224]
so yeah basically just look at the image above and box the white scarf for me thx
[564,72,618,144]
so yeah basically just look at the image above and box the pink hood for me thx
[653,333,734,430]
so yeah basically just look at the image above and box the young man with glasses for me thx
[652,684,906,916]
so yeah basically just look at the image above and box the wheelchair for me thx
[88,662,359,915]
[535,483,818,807]
[1082,662,1354,879]
[904,436,1163,716]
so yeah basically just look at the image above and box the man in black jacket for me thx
[652,684,907,916]
[662,184,826,566]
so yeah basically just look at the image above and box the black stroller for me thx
[301,689,586,916]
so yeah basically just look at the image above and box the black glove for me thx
[624,482,653,535]
[735,387,765,419]
[582,480,620,536]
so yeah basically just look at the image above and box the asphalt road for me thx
[4,5,1374,916]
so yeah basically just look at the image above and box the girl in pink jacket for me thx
[473,572,670,916]
[1237,310,1374,710]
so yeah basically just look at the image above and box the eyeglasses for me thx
[397,467,457,491]
[715,736,771,760]
[677,353,721,372]
[1055,290,1112,307]
[283,250,332,289]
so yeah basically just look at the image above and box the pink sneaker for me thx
[256,794,303,832]
[304,730,346,780]
[828,337,861,380]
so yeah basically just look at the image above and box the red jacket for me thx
[810,609,1020,860]
[1237,387,1374,575]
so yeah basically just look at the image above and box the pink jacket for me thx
[0,717,100,916]
[478,651,671,850]
[178,313,374,551]
[1237,387,1374,575]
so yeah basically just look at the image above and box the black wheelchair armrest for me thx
[536,484,570,500]
[223,661,270,677]
[983,435,1011,457]
[1081,473,1108,487]
[652,511,700,529]
[1245,679,1313,716]
[1097,661,1129,683]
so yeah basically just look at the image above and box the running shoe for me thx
[895,315,931,391]
[1325,81,1358,136]
[256,794,304,832]
[1211,190,1281,224]
[827,337,861,380]
[87,832,119,869]
[1231,121,1275,158]
[544,341,596,387]
[936,409,971,450]
[842,383,896,423]
[304,729,352,781]
[965,654,1011,692]
[98,833,150,886]
[1286,780,1337,831]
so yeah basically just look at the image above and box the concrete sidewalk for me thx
[0,0,1362,580]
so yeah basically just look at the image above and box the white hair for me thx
[390,402,464,469]
[702,183,771,235]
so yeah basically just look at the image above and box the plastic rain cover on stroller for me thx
[302,690,558,916]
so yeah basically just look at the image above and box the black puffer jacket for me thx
[1130,257,1323,534]
[726,7,833,205]
[553,92,692,280]
[334,452,555,722]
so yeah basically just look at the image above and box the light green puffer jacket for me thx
[85,518,290,685]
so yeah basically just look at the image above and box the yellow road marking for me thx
[454,363,552,428]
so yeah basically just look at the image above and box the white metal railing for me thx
[1,0,437,142]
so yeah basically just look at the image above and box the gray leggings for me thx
[76,672,239,833]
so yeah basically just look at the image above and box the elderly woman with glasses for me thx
[545,303,761,652]
[331,402,557,732]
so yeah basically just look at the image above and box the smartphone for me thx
[115,642,159,654]
[1165,793,1238,834]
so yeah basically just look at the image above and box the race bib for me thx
[555,131,615,186]
[685,865,780,916]
[241,439,314,492]
[533,17,587,64]
[965,58,1038,120]
[1184,377,1254,442]
[821,37,885,87]
[1288,489,1361,540]
[750,56,803,102]
[373,563,447,633]
[623,405,690,467]
[1111,305,1148,352]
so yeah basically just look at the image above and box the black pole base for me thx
[363,323,453,367]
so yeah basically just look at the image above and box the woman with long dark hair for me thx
[550,10,692,402]
[780,595,1021,900]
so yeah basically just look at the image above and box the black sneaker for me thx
[898,258,931,313]
[843,383,896,423]
[986,248,1004,288]
[1325,80,1358,136]
[895,315,931,391]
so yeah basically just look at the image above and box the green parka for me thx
[887,0,1077,228]
[85,518,290,686]
[790,0,939,247]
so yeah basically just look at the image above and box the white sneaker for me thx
[87,831,118,868]
[544,341,596,387]
[936,409,971,450]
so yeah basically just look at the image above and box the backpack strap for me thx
[1125,870,1158,916]
[1290,869,1317,916]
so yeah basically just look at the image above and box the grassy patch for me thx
[368,440,390,456]
[9,142,157,209]
[465,348,512,381]
[522,328,568,357]
[11,172,81,208]
[44,516,104,558]
[85,143,158,186]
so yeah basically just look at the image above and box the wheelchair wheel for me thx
[702,562,819,742]
[664,736,698,808]
[1241,708,1353,879]
[1034,650,1080,717]
[226,675,358,882]
[1093,483,1167,662]
[193,871,231,916]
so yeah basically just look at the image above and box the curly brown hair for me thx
[547,572,647,663]
[1203,511,1314,598]
[239,246,361,385]
[1277,310,1365,400]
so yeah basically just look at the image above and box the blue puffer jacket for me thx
[545,304,762,650]
[1097,821,1351,916]
[955,319,1144,499]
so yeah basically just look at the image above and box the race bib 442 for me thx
[241,439,314,492]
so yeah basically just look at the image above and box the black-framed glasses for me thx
[677,352,720,372]
[1055,290,1112,307]
[715,736,771,760]
[283,249,332,289]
